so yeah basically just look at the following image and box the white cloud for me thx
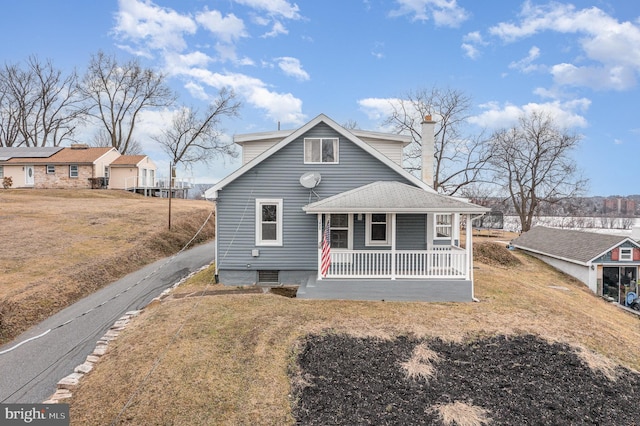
[275,57,310,81]
[551,63,636,91]
[113,0,197,54]
[389,0,469,27]
[461,31,486,59]
[358,97,399,121]
[488,1,640,91]
[196,9,248,43]
[461,43,480,60]
[261,21,289,38]
[508,46,542,73]
[468,99,591,130]
[233,0,302,20]
[182,68,306,125]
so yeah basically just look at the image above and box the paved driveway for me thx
[0,241,215,403]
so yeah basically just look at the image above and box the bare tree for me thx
[152,88,240,168]
[488,110,587,232]
[0,56,85,147]
[383,86,491,195]
[80,51,175,154]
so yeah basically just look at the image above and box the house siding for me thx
[216,122,415,284]
[357,138,403,165]
[34,164,93,189]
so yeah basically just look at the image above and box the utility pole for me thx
[168,162,172,230]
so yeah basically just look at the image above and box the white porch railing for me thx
[325,247,467,279]
[123,176,194,190]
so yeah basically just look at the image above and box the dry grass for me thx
[400,342,440,381]
[68,243,640,425]
[432,401,491,426]
[0,189,215,342]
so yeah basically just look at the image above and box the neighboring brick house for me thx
[1,145,118,189]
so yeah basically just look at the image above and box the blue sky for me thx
[1,0,639,196]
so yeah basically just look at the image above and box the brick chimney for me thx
[421,115,435,186]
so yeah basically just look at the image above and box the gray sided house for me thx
[205,114,489,302]
[512,226,640,305]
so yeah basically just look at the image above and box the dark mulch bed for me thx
[291,334,640,425]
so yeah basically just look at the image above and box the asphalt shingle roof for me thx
[512,226,632,264]
[111,155,146,166]
[303,181,489,214]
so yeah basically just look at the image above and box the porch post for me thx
[317,213,323,281]
[466,214,474,295]
[391,213,397,280]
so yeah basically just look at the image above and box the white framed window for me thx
[256,199,283,246]
[366,213,390,246]
[46,165,55,174]
[104,166,109,178]
[328,213,352,250]
[0,166,3,178]
[304,138,339,164]
[620,248,633,261]
[69,164,78,178]
[435,214,452,239]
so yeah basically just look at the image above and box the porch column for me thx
[391,213,397,280]
[466,214,474,296]
[317,214,323,280]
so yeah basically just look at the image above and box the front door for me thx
[25,165,35,186]
[603,266,638,304]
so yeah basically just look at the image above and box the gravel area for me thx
[292,334,640,425]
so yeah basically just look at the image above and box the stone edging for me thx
[43,263,212,404]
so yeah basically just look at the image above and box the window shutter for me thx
[611,248,619,261]
[634,248,640,261]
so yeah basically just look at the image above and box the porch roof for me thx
[302,181,490,214]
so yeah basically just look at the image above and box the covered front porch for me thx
[302,181,488,302]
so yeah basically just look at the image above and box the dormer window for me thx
[304,138,338,164]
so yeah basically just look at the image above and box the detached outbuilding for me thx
[512,226,640,304]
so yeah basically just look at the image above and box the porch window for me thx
[620,248,633,261]
[256,199,283,246]
[435,214,452,239]
[366,213,390,246]
[304,138,338,164]
[330,214,351,249]
[47,165,55,174]
[69,165,78,178]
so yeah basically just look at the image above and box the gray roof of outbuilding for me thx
[303,181,489,214]
[512,226,638,264]
[0,147,62,161]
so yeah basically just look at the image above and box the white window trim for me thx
[434,213,453,240]
[69,164,79,178]
[328,213,353,251]
[255,198,283,246]
[0,166,4,179]
[365,213,390,246]
[46,165,55,174]
[620,247,633,261]
[304,137,339,164]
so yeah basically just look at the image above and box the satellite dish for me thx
[300,172,321,189]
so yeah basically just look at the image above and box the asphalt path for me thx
[0,240,215,404]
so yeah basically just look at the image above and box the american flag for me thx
[320,218,331,277]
